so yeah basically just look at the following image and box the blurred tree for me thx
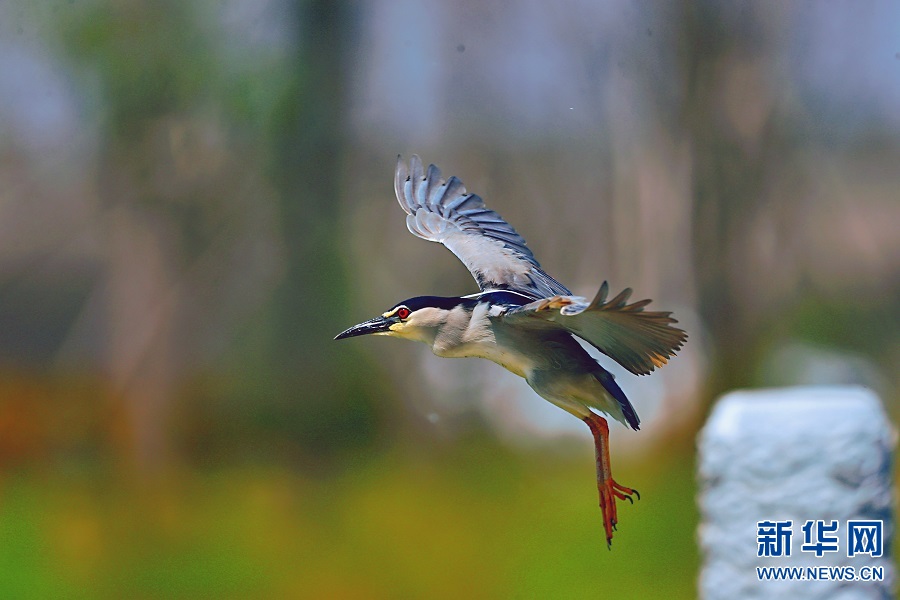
[54,0,354,471]
[263,0,388,470]
[61,1,220,470]
[676,1,776,400]
[53,0,391,472]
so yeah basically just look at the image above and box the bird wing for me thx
[502,282,687,375]
[394,155,570,299]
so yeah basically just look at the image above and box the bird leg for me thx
[584,413,639,547]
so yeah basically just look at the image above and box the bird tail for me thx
[593,367,640,430]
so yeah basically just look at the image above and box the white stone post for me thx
[698,386,895,600]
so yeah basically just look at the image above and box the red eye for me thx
[396,307,411,320]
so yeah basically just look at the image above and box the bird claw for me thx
[598,478,638,547]
[612,480,639,503]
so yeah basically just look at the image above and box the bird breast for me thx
[432,303,535,379]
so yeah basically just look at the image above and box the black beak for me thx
[334,315,395,340]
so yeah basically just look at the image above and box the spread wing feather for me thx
[395,155,570,299]
[502,281,687,375]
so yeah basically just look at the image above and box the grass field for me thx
[0,439,699,599]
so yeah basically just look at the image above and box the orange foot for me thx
[584,412,640,547]
[598,478,640,547]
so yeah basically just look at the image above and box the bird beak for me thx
[334,315,396,340]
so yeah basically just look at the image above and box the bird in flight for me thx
[335,156,687,546]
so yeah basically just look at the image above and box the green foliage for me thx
[0,444,699,599]
[787,295,898,364]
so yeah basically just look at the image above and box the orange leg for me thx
[584,413,639,547]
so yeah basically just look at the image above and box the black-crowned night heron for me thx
[336,155,687,546]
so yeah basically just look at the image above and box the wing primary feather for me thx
[415,174,429,207]
[439,189,469,212]
[502,282,687,375]
[392,155,571,299]
[473,217,510,225]
[425,165,445,209]
[483,230,532,248]
[442,177,468,207]
[403,176,415,210]
[458,208,496,218]
[409,154,424,182]
[394,156,412,214]
[607,288,633,308]
[411,158,429,208]
[624,299,653,311]
[590,281,610,307]
[446,194,483,214]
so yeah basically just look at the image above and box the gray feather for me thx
[502,283,687,375]
[394,155,570,299]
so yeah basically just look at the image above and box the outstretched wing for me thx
[503,282,687,375]
[394,155,570,300]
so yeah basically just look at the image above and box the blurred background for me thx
[0,0,898,597]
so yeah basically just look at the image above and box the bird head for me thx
[334,295,465,343]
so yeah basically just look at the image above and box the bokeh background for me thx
[1,1,898,598]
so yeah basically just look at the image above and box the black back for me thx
[391,291,532,313]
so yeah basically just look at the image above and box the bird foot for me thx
[599,478,639,548]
